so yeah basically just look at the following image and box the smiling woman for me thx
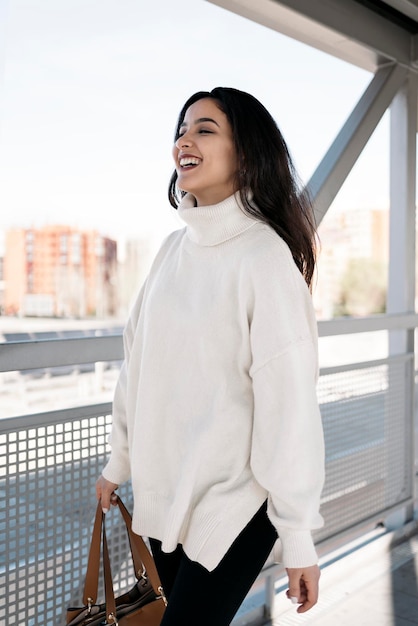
[169,87,317,284]
[96,86,325,625]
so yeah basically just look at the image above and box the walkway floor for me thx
[267,522,418,626]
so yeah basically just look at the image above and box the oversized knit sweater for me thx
[102,192,325,571]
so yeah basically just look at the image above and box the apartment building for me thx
[3,226,117,317]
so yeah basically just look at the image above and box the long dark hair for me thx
[168,87,317,288]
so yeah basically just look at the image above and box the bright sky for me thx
[0,0,388,253]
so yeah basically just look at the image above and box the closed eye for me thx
[176,129,213,140]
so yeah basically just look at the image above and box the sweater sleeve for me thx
[250,343,324,568]
[101,280,147,485]
[248,240,325,568]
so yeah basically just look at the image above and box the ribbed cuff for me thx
[273,528,318,568]
[102,457,131,486]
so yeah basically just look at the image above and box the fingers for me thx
[286,565,320,613]
[286,568,304,605]
[95,475,119,513]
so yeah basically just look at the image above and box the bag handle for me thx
[102,520,118,623]
[82,495,165,608]
[83,500,103,606]
[115,496,164,594]
[101,497,167,624]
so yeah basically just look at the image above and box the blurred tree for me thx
[335,258,387,316]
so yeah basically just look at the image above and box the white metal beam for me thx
[386,72,417,525]
[207,0,412,71]
[307,63,407,224]
[381,0,418,22]
[387,71,418,352]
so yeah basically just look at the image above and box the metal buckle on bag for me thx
[158,585,168,606]
[87,597,93,615]
[108,612,119,625]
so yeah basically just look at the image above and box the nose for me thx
[175,132,192,149]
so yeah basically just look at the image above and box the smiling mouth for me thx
[179,157,201,169]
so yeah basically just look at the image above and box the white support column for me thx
[386,71,418,527]
[388,72,418,354]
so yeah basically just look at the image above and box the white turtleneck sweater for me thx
[102,192,325,571]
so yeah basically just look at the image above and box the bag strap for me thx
[102,520,117,623]
[115,496,163,596]
[82,495,165,608]
[83,500,103,606]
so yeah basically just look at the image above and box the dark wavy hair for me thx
[168,87,317,288]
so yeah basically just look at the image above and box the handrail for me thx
[0,402,112,432]
[0,333,123,372]
[317,312,418,335]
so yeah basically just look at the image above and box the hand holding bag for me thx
[67,495,167,625]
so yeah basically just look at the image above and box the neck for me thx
[178,192,258,247]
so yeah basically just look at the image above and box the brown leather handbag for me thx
[66,495,167,625]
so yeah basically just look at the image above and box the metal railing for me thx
[0,313,417,625]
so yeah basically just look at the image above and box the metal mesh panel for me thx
[315,355,414,543]
[0,408,134,626]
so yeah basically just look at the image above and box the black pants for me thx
[149,502,277,626]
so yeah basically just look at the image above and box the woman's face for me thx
[172,98,238,206]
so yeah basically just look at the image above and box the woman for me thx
[96,87,325,625]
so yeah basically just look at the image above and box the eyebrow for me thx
[179,117,220,129]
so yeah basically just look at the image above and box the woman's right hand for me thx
[96,475,119,513]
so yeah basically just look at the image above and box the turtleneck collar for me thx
[177,192,259,247]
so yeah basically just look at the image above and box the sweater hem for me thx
[131,490,267,572]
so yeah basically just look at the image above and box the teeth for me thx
[179,157,200,167]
